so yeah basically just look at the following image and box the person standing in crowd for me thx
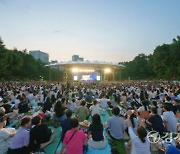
[76,100,89,122]
[88,114,106,149]
[59,118,87,154]
[106,107,126,140]
[8,117,31,154]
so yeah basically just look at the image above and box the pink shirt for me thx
[63,129,86,154]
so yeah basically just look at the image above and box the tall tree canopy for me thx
[0,36,179,81]
[121,36,180,80]
[0,37,63,81]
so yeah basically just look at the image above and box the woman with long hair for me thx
[50,94,56,104]
[54,101,66,123]
[42,97,52,113]
[87,114,106,149]
[126,118,150,154]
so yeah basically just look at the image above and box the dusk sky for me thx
[0,0,180,63]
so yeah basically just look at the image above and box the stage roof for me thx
[46,60,125,69]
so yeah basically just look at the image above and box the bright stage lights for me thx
[104,68,111,74]
[71,68,79,73]
[71,68,95,73]
[73,75,78,81]
[96,76,101,81]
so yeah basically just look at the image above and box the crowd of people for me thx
[0,81,180,154]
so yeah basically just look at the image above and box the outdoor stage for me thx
[46,61,124,82]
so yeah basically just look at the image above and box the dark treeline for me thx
[120,36,180,80]
[0,38,63,81]
[0,36,180,81]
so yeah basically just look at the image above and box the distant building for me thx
[72,55,84,62]
[49,60,58,64]
[29,50,49,63]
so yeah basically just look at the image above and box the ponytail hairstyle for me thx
[130,113,136,128]
[137,126,147,143]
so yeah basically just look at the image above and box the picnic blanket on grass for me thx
[44,127,61,154]
[56,110,111,154]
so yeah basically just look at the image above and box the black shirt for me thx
[30,123,52,151]
[2,104,12,113]
[173,105,180,114]
[148,114,166,134]
[88,123,104,141]
[18,102,29,113]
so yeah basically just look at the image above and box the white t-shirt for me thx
[0,128,16,154]
[163,111,178,132]
[90,104,100,116]
[99,98,109,109]
[128,127,150,154]
[69,102,76,111]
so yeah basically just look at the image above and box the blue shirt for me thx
[107,116,126,139]
[10,127,30,149]
[61,118,71,140]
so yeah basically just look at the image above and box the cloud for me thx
[53,30,60,33]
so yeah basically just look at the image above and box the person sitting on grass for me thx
[61,109,72,141]
[87,114,106,149]
[59,118,87,154]
[146,107,166,135]
[8,117,31,154]
[89,100,100,116]
[54,101,66,123]
[105,107,126,140]
[0,107,5,117]
[69,98,77,112]
[125,118,150,154]
[29,115,56,152]
[18,97,30,114]
[1,99,13,114]
[0,115,16,154]
[76,100,89,122]
[162,103,179,132]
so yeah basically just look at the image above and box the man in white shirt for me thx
[162,104,178,132]
[97,95,110,109]
[90,100,100,116]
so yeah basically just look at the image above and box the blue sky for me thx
[0,0,180,62]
